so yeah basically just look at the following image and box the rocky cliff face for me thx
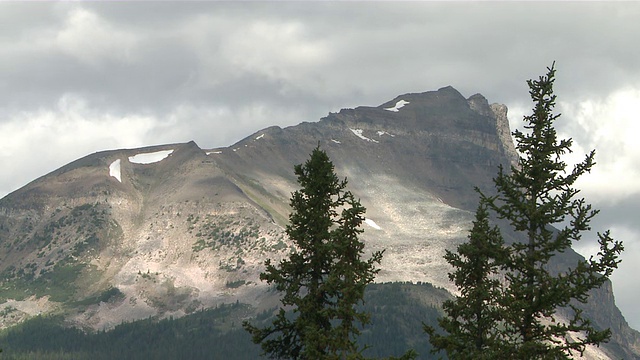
[0,87,637,358]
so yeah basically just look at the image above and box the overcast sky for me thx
[2,1,639,330]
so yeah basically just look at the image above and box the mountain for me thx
[0,86,638,358]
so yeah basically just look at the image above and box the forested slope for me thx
[0,283,447,359]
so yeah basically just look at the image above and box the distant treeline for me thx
[0,282,447,359]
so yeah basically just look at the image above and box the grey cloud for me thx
[3,1,639,196]
[2,0,640,329]
[3,2,639,117]
[593,196,640,231]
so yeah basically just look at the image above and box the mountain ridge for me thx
[0,87,638,358]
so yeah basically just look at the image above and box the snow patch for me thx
[364,218,382,230]
[255,134,265,140]
[384,100,409,112]
[331,139,341,144]
[128,150,174,164]
[349,128,378,143]
[377,131,395,137]
[206,151,222,155]
[109,159,122,182]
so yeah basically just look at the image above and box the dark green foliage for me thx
[488,64,623,358]
[73,287,125,306]
[225,280,246,289]
[0,283,444,359]
[243,147,384,359]
[0,303,259,360]
[431,64,624,359]
[360,282,445,359]
[425,202,507,359]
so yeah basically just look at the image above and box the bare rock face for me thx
[490,102,520,166]
[0,87,637,358]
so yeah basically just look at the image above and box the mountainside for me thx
[0,86,638,358]
[0,283,449,359]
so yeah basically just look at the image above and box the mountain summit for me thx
[0,88,637,358]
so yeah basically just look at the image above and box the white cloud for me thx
[0,93,313,197]
[505,103,529,134]
[54,7,139,66]
[0,6,140,69]
[223,21,329,75]
[175,13,232,88]
[558,88,640,203]
[172,14,332,92]
[146,101,308,148]
[0,94,156,197]
[504,88,640,204]
[168,15,333,96]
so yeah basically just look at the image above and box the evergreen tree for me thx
[425,201,508,359]
[428,64,623,359]
[243,146,383,360]
[478,64,622,358]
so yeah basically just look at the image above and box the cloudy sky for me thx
[2,2,640,329]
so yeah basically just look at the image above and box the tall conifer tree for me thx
[425,201,507,359]
[429,64,623,359]
[485,64,623,358]
[243,146,383,360]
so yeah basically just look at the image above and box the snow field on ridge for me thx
[384,100,409,112]
[349,128,378,143]
[128,149,174,164]
[109,159,122,182]
[108,149,175,182]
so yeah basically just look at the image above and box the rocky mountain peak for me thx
[324,87,509,140]
[467,92,493,116]
[313,87,518,209]
[0,88,637,359]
